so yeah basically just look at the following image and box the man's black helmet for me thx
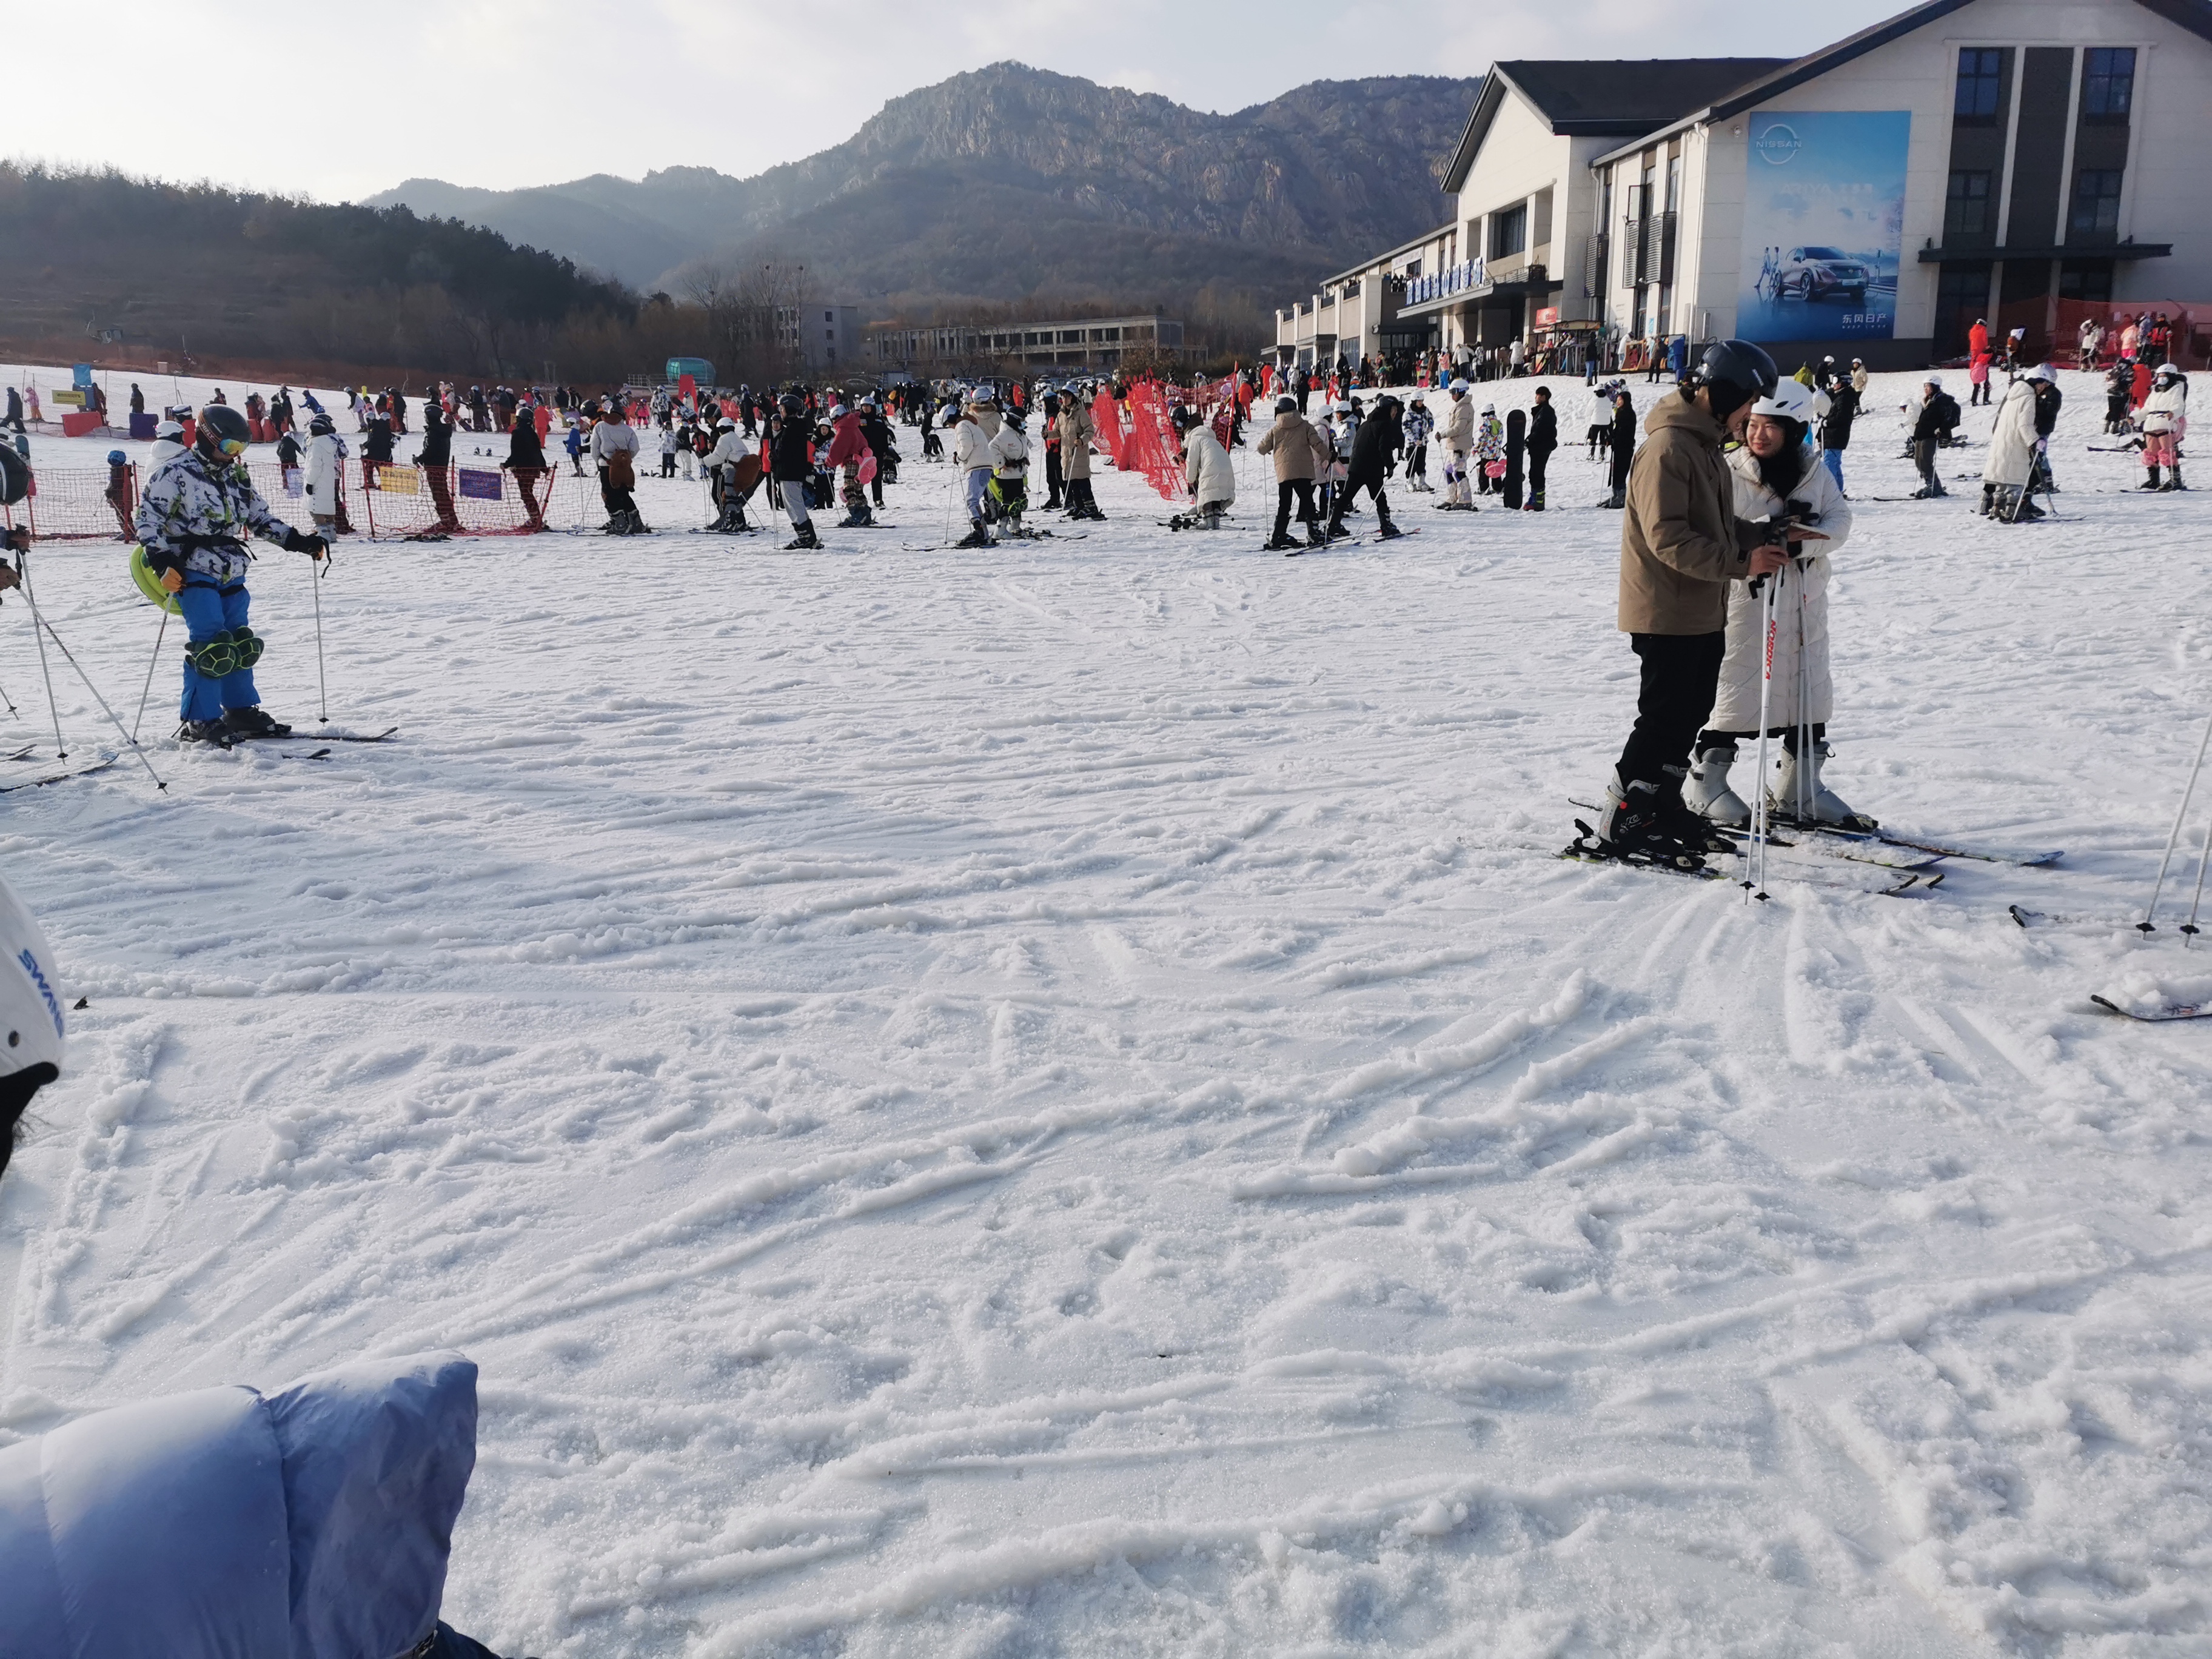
[196,404,252,460]
[1691,340,1779,415]
[779,393,804,417]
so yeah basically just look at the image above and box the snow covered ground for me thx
[4,360,2212,1657]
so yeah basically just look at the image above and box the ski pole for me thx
[131,607,169,742]
[2141,706,2212,934]
[310,552,329,723]
[2181,816,2212,948]
[1797,560,1812,822]
[1748,565,1779,901]
[17,550,65,758]
[21,594,166,791]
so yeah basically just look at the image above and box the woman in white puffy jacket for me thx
[2139,363,2188,492]
[1683,379,1864,828]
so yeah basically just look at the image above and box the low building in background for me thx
[777,304,865,374]
[867,315,1184,378]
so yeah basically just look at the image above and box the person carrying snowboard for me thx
[135,404,327,745]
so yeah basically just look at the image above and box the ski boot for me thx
[178,719,231,747]
[1262,532,1301,551]
[954,521,993,549]
[2142,467,2163,491]
[223,706,291,740]
[1572,772,1710,871]
[1375,519,1404,541]
[1681,743,1750,828]
[784,522,820,551]
[1304,520,1328,549]
[1769,740,1875,831]
[2171,464,2188,492]
[837,506,874,528]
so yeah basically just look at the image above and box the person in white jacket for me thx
[1439,380,1475,509]
[588,403,646,534]
[2139,363,2188,492]
[1176,409,1235,528]
[988,406,1031,537]
[702,417,754,531]
[302,414,351,536]
[1681,378,1865,828]
[1979,373,2044,521]
[952,398,999,548]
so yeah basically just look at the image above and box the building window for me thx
[2059,260,2115,303]
[1945,170,1992,236]
[2070,169,2124,238]
[2080,47,2136,123]
[1955,47,2005,124]
[1489,203,1527,261]
[1934,263,1993,356]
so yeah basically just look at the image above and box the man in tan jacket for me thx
[1255,396,1334,550]
[1589,340,1800,866]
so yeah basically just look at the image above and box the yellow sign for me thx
[374,464,421,495]
[51,387,85,407]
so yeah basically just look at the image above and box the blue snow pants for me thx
[177,581,259,722]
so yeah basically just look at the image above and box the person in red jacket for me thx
[1966,318,1993,406]
[825,403,873,528]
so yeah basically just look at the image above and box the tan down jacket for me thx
[1056,401,1097,480]
[1709,444,1854,729]
[1618,391,1758,635]
[1255,409,1332,481]
[1441,393,1475,454]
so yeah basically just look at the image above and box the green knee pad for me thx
[186,628,261,678]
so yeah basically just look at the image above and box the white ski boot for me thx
[1681,743,1751,828]
[1769,739,1872,829]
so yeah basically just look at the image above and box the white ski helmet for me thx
[1449,379,1471,395]
[2155,362,2181,381]
[0,875,65,1179]
[1748,380,1818,423]
[2023,364,2054,383]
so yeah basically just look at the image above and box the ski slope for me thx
[3,362,2211,1657]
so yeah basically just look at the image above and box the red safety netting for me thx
[1091,387,1128,470]
[2052,300,2211,370]
[0,466,141,543]
[357,461,558,539]
[1119,381,1191,503]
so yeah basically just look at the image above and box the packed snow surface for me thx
[4,362,2212,1657]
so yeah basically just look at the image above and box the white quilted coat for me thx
[1980,379,2040,488]
[1708,443,1854,731]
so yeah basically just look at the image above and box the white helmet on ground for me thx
[1748,380,1819,423]
[0,876,65,1179]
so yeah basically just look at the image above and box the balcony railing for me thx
[1401,258,1489,307]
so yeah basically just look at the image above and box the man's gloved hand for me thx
[283,527,329,560]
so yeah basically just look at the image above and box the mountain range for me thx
[367,64,1481,317]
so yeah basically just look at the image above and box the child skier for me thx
[989,406,1031,537]
[134,404,329,744]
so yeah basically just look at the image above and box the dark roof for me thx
[1597,0,2212,159]
[1443,59,1789,191]
[1504,59,1794,133]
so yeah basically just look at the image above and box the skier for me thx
[0,874,63,1181]
[825,404,874,528]
[415,399,460,532]
[1584,340,1792,865]
[1056,392,1102,520]
[2104,360,2136,434]
[1603,388,1636,509]
[1525,386,1558,510]
[988,406,1031,537]
[1820,374,1858,494]
[304,414,350,538]
[2027,364,2063,496]
[859,398,897,509]
[1176,407,1235,529]
[1980,370,2043,520]
[703,418,755,531]
[589,402,646,534]
[1586,383,1612,459]
[1255,394,1331,551]
[769,392,819,550]
[1326,394,1403,541]
[1681,378,1862,829]
[953,395,996,548]
[135,404,329,744]
[1474,403,1503,496]
[1040,390,1065,509]
[1439,380,1475,509]
[1404,396,1433,491]
[2140,363,2188,491]
[1909,376,1956,498]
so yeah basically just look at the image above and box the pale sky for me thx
[4,1,1909,203]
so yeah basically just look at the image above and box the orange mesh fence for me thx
[1121,381,1193,503]
[0,466,142,543]
[1091,387,1128,469]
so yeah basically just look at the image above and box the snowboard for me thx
[2090,994,2212,1023]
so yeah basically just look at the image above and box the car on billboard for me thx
[1778,247,1870,305]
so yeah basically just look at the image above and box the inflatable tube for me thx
[130,544,181,615]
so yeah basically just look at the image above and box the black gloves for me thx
[283,527,329,558]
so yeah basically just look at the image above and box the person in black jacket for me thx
[1910,377,1956,498]
[500,414,548,531]
[2029,367,2063,494]
[1604,389,1636,509]
[769,393,819,550]
[1524,386,1558,510]
[1820,380,1857,494]
[1325,395,1405,541]
[415,402,460,531]
[129,383,146,417]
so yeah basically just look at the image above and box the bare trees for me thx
[679,255,808,385]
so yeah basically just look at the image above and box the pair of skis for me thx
[1558,819,1943,898]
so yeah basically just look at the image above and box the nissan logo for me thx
[1754,123,1803,165]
